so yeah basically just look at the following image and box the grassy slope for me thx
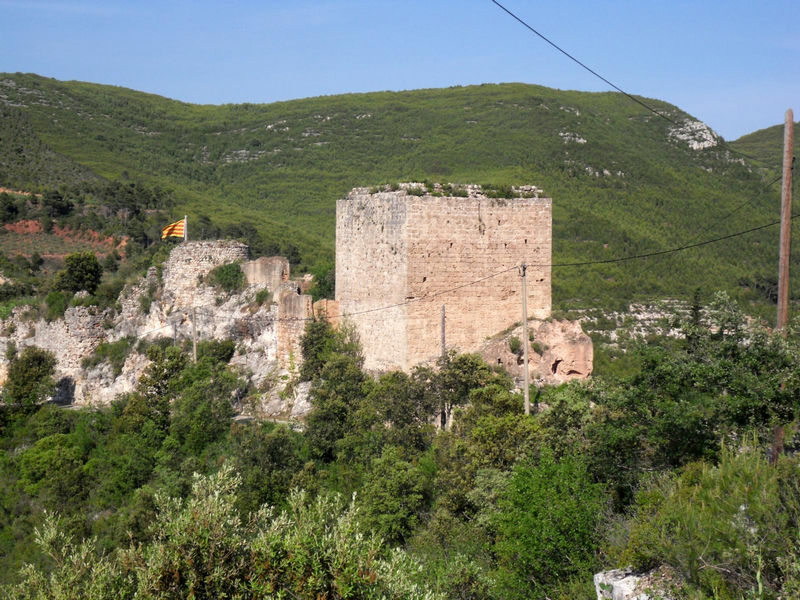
[730,120,800,172]
[0,73,794,315]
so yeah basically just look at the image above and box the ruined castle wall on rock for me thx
[336,188,552,371]
[276,282,313,368]
[161,240,250,310]
[242,257,290,290]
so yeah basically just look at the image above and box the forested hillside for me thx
[0,73,795,315]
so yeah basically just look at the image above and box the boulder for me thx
[479,318,593,386]
[594,567,677,600]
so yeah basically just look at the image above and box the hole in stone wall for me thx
[525,239,528,244]
[422,277,427,282]
[551,359,562,374]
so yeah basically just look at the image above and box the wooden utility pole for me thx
[192,307,198,363]
[777,109,794,334]
[520,264,530,415]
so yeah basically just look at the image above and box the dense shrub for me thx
[206,262,245,293]
[4,346,56,410]
[493,449,606,599]
[81,337,135,376]
[54,252,103,294]
[617,444,800,598]
[44,290,69,321]
[8,467,442,600]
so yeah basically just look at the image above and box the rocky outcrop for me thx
[0,241,314,408]
[536,319,593,380]
[594,567,677,600]
[480,318,593,386]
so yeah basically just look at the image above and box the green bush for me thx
[360,446,427,545]
[617,443,800,599]
[255,288,272,305]
[493,449,606,599]
[195,339,236,364]
[206,262,245,293]
[8,467,443,600]
[45,290,69,321]
[81,337,135,377]
[508,336,522,357]
[54,252,103,294]
[4,346,56,410]
[309,261,334,301]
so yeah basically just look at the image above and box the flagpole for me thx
[184,215,188,242]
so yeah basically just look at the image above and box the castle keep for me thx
[336,185,552,372]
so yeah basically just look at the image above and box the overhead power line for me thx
[32,211,796,358]
[489,0,676,125]
[166,213,800,326]
[549,213,797,269]
[687,173,783,243]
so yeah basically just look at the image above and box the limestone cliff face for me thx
[0,241,312,406]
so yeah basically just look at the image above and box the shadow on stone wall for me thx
[53,376,75,405]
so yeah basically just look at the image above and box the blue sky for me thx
[1,0,797,140]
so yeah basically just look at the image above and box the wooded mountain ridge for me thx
[1,72,798,316]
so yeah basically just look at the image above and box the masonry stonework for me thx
[161,240,250,310]
[336,186,552,371]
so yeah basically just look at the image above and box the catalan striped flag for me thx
[161,217,186,240]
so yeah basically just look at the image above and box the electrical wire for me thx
[686,174,783,244]
[489,0,676,125]
[27,208,796,357]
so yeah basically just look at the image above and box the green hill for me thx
[730,119,800,172]
[0,73,794,316]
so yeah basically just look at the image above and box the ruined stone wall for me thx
[0,305,109,402]
[161,240,250,310]
[336,193,409,371]
[242,257,290,290]
[337,187,551,371]
[276,282,313,370]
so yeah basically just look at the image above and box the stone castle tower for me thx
[336,184,552,372]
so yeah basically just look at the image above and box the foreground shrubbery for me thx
[616,444,800,598]
[2,295,800,598]
[10,467,441,600]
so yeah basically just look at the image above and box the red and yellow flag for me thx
[161,217,185,240]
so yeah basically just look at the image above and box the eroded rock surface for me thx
[0,241,313,407]
[480,318,593,386]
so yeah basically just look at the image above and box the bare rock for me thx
[479,318,593,386]
[289,381,313,418]
[594,567,678,600]
[534,319,593,382]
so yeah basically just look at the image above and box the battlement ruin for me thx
[336,184,552,371]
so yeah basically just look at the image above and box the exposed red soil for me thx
[3,220,128,257]
[4,220,42,234]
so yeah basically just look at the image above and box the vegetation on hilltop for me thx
[730,118,800,174]
[0,73,796,316]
